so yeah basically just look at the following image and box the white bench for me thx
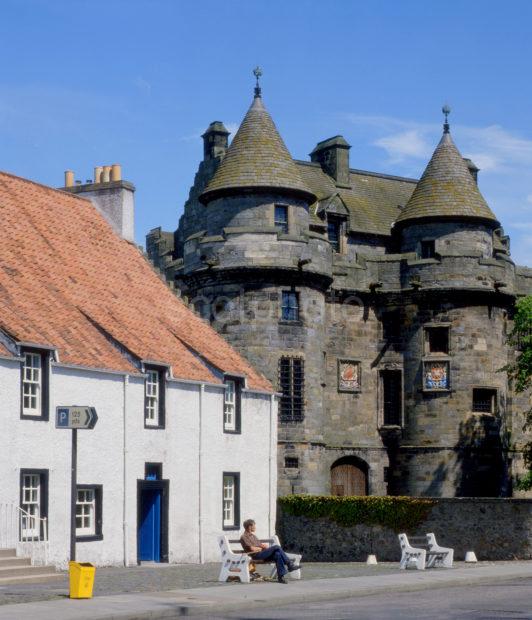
[217,535,302,583]
[398,533,453,570]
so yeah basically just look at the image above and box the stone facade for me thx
[277,498,532,561]
[147,88,532,498]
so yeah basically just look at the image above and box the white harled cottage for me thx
[0,169,277,569]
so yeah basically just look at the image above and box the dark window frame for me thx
[424,326,450,355]
[278,356,305,423]
[380,369,403,426]
[327,217,343,253]
[274,204,289,234]
[223,376,242,435]
[420,239,436,259]
[222,472,240,531]
[472,388,498,414]
[20,348,50,421]
[144,365,166,430]
[19,468,48,541]
[281,290,300,322]
[75,484,103,542]
[284,456,299,469]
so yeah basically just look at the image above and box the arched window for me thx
[330,457,368,496]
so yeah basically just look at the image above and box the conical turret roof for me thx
[199,96,316,204]
[395,130,498,227]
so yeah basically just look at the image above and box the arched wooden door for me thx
[331,462,367,496]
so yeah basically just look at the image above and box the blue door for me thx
[139,489,161,562]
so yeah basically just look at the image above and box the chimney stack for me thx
[61,163,135,242]
[64,170,74,187]
[310,136,351,187]
[111,164,122,182]
[102,165,112,183]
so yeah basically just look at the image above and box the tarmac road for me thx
[194,578,532,620]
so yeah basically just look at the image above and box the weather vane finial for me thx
[442,103,451,134]
[253,66,263,98]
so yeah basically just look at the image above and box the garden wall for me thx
[277,498,532,561]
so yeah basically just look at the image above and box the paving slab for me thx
[0,562,530,620]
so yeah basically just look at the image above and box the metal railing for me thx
[0,503,49,566]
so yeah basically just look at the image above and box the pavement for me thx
[0,561,531,620]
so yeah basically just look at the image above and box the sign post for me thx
[56,406,98,562]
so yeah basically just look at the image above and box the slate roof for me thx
[297,161,417,236]
[396,131,498,226]
[200,96,316,204]
[0,171,272,391]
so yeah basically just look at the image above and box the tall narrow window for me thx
[21,473,40,538]
[144,366,165,428]
[327,218,341,252]
[420,240,435,259]
[281,291,299,322]
[223,377,241,433]
[222,473,240,529]
[21,349,49,420]
[279,357,304,423]
[20,469,48,540]
[274,205,289,234]
[224,380,236,431]
[381,370,402,426]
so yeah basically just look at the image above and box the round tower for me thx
[389,111,516,496]
[182,74,333,494]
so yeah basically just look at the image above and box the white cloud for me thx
[374,130,432,162]
[345,113,532,267]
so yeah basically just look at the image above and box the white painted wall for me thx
[0,356,277,568]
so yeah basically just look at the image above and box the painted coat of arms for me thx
[424,361,449,390]
[338,360,361,392]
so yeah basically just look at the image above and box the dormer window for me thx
[327,216,345,253]
[223,377,242,433]
[21,348,50,420]
[274,205,289,234]
[144,365,166,428]
[420,240,435,259]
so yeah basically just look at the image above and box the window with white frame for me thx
[75,485,103,540]
[144,366,165,428]
[76,488,95,536]
[21,473,40,538]
[222,473,239,529]
[224,380,236,431]
[22,352,41,416]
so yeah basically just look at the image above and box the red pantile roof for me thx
[0,171,272,391]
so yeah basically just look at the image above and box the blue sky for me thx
[1,0,532,265]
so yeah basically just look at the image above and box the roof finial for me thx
[442,103,451,134]
[253,66,263,98]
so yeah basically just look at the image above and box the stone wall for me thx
[277,498,532,561]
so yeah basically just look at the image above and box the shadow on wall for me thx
[454,413,511,497]
[422,413,511,497]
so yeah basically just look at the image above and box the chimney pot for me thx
[111,164,122,182]
[94,166,103,184]
[64,170,74,187]
[102,165,111,183]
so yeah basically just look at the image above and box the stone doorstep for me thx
[0,550,60,584]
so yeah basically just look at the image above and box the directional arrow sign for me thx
[56,406,98,429]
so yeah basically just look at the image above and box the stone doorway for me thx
[330,457,368,496]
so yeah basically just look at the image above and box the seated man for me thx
[240,518,300,584]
